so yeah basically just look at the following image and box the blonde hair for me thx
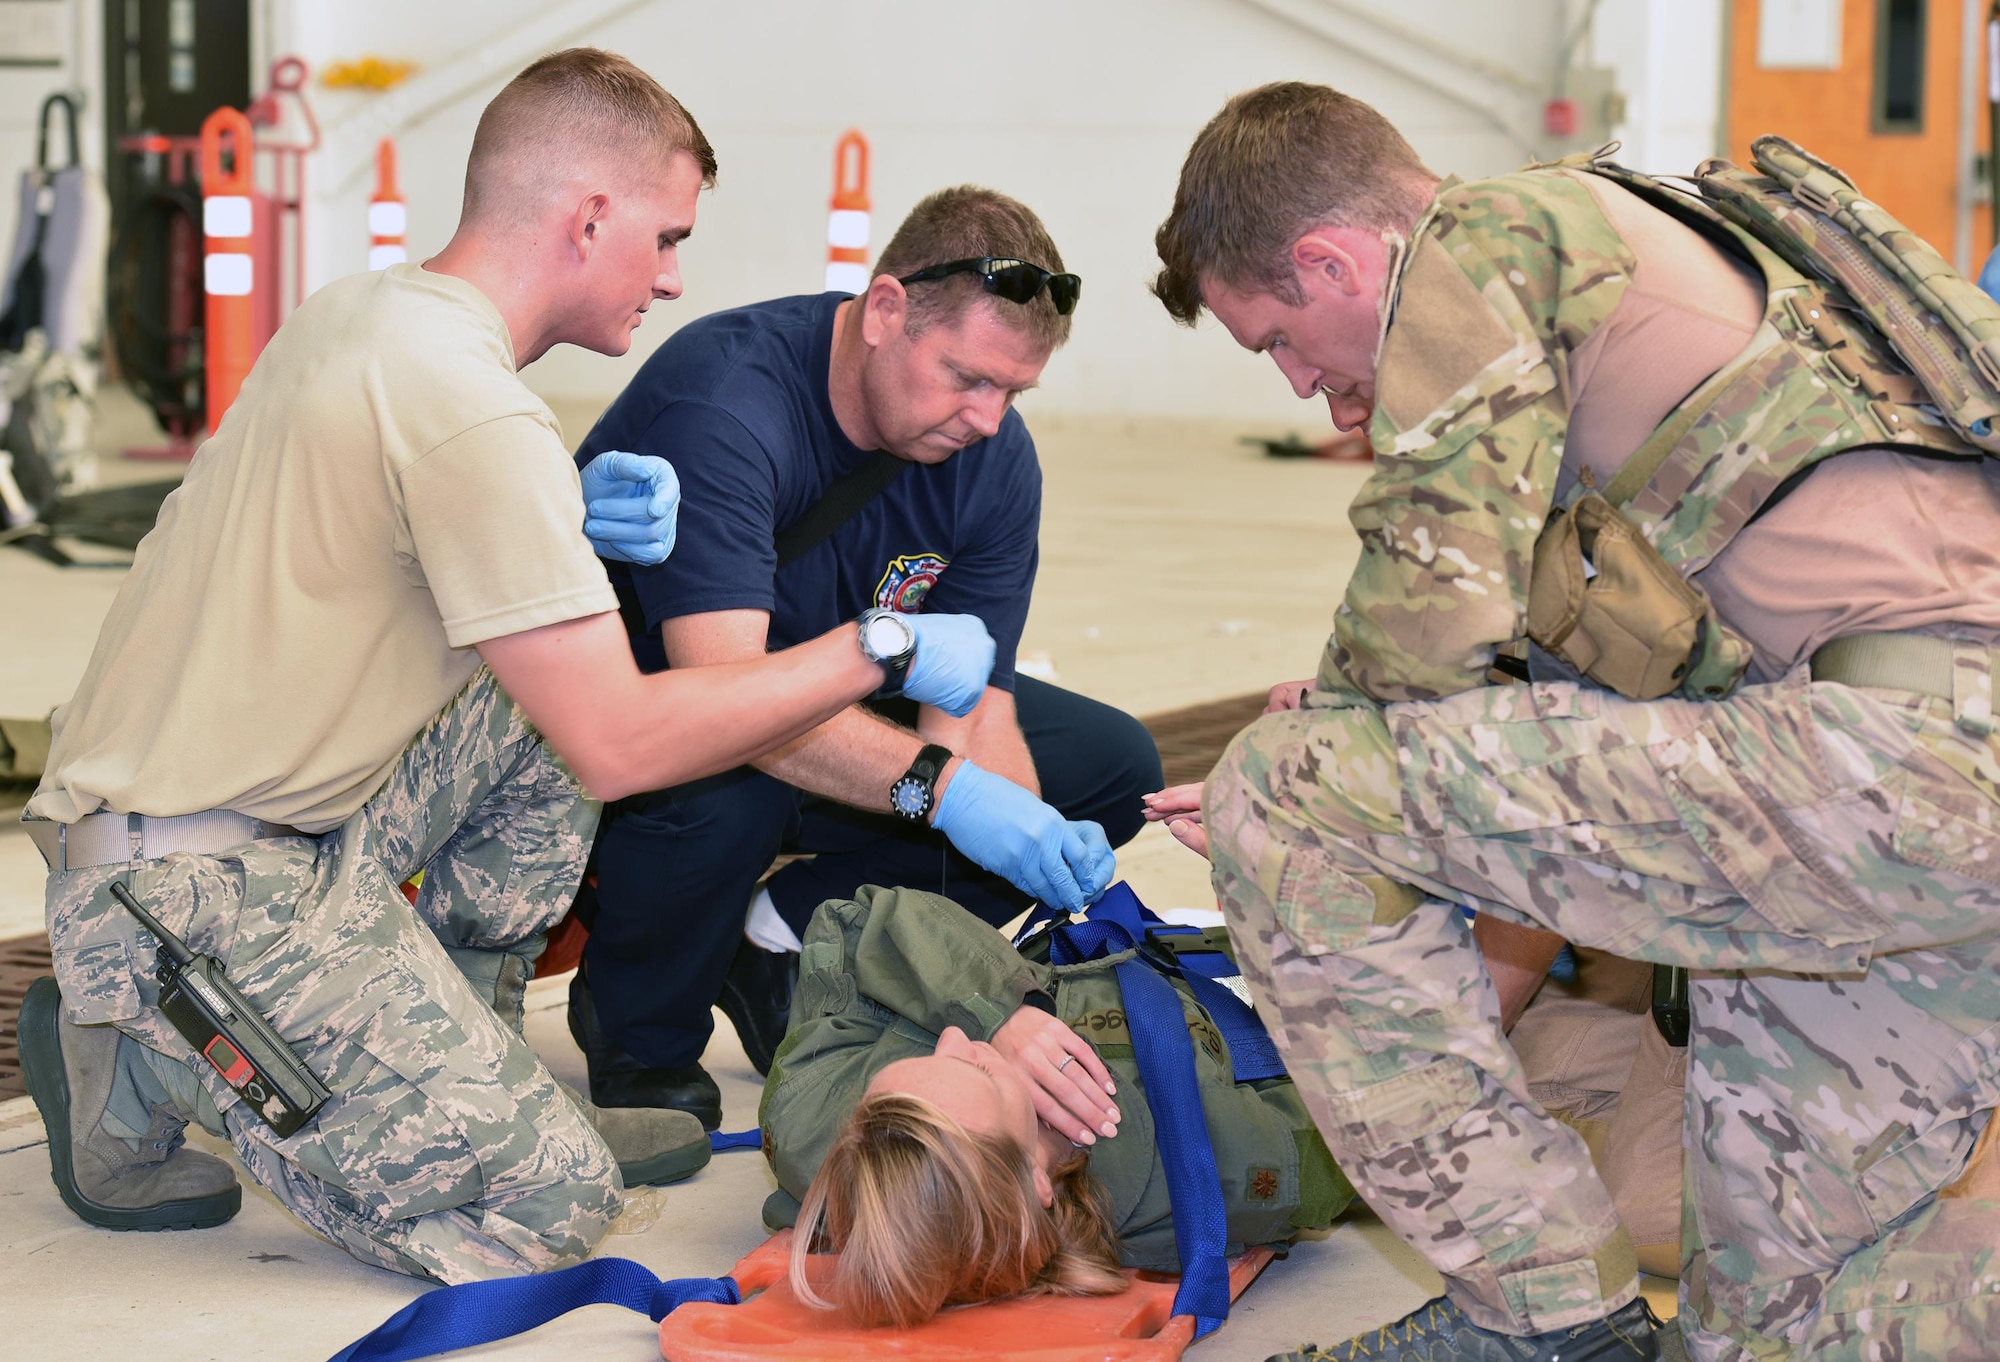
[790,1091,1126,1328]
[462,48,716,226]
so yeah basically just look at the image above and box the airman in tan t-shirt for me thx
[19,51,998,1287]
[31,262,616,832]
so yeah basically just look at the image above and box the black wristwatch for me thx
[856,607,918,693]
[890,744,954,822]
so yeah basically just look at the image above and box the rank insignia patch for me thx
[1249,1167,1280,1201]
[874,552,949,612]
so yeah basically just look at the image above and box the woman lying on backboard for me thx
[755,885,1355,1327]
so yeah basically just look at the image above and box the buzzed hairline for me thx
[459,48,716,233]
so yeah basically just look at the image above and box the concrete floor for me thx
[0,389,1671,1360]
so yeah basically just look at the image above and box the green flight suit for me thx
[757,885,1355,1271]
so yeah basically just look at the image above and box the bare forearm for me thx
[947,715,1036,791]
[920,687,1038,795]
[657,611,1027,815]
[664,608,941,812]
[738,686,1039,815]
[752,706,928,811]
[481,616,885,801]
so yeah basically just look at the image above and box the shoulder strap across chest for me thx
[773,450,908,568]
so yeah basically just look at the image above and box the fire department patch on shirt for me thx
[874,552,949,611]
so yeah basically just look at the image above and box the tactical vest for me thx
[1524,139,1987,701]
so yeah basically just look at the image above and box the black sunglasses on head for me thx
[898,256,1082,315]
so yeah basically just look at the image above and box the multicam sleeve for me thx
[1315,171,1635,706]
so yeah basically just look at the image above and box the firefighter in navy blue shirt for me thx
[569,187,1163,1123]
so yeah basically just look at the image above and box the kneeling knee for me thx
[486,1122,624,1271]
[1213,707,1400,839]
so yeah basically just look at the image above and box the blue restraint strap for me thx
[710,1128,762,1152]
[1051,884,1285,1083]
[325,1258,740,1362]
[1110,957,1233,1337]
[1048,883,1243,1337]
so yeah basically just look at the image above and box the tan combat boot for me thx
[18,977,242,1230]
[558,1081,712,1188]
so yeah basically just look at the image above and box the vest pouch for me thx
[1528,492,1740,701]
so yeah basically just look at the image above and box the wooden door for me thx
[1727,0,1984,260]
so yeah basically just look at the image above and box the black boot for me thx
[565,962,722,1130]
[1271,1295,1663,1362]
[716,938,797,1078]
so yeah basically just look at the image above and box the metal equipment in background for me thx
[101,0,248,456]
[9,26,316,563]
[108,48,316,459]
[0,92,110,542]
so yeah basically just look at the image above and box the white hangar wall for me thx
[2,0,1727,425]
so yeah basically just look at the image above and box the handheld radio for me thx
[108,882,332,1137]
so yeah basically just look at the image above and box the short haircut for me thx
[462,48,716,225]
[1152,81,1435,325]
[873,187,1073,351]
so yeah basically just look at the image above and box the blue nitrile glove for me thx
[897,614,996,717]
[931,761,1116,912]
[580,451,680,565]
[1077,833,1117,901]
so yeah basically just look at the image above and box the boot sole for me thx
[618,1135,713,1188]
[17,977,243,1232]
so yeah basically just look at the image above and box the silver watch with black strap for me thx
[856,607,917,692]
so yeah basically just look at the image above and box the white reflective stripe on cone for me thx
[205,253,254,296]
[369,244,408,270]
[203,195,253,238]
[827,210,869,249]
[368,200,407,236]
[825,261,869,294]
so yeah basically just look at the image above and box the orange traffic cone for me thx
[369,138,407,270]
[824,130,870,295]
[200,106,257,433]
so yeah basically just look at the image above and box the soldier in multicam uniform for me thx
[14,51,997,1284]
[1150,82,2000,1361]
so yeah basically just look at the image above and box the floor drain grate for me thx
[0,692,1270,1102]
[0,934,53,1102]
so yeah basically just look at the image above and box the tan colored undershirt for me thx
[1560,173,2000,683]
[1558,173,1766,487]
[1700,452,2000,684]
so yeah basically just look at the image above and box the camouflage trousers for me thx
[1205,657,2000,1360]
[44,667,619,1283]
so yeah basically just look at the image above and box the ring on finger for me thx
[1056,1055,1077,1074]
